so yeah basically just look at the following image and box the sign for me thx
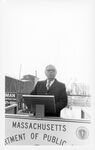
[5,114,91,145]
[5,92,17,101]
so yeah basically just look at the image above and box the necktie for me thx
[47,81,51,90]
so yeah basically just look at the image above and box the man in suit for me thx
[30,64,68,117]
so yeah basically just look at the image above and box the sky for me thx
[1,0,94,88]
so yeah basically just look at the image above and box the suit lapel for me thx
[43,80,47,90]
[48,79,57,90]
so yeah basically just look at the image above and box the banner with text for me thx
[5,115,91,145]
[5,92,17,101]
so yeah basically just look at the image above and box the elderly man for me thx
[30,64,67,117]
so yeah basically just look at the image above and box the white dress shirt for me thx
[46,79,55,90]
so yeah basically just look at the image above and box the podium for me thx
[5,95,91,145]
[22,95,56,117]
[35,104,44,117]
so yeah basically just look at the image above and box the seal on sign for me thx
[76,126,89,140]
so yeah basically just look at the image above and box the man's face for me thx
[45,65,57,80]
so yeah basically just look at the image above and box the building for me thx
[5,75,39,94]
[5,75,39,109]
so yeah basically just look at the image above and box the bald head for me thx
[45,64,57,81]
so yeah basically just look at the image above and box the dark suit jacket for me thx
[30,79,68,117]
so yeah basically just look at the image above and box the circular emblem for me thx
[76,126,89,140]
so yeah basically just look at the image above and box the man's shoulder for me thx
[36,80,46,85]
[56,79,65,87]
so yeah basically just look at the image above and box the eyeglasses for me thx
[46,69,56,72]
